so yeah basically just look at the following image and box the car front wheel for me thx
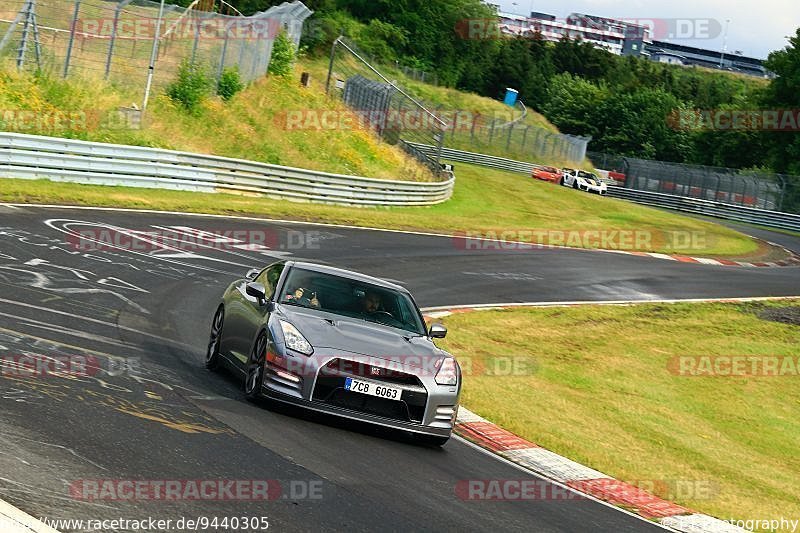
[205,305,224,371]
[245,333,268,401]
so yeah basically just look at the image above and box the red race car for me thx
[532,166,562,183]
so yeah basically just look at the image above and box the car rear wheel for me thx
[573,181,579,190]
[205,306,224,371]
[245,333,268,401]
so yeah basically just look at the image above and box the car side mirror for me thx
[246,268,260,280]
[246,282,267,303]
[429,323,447,339]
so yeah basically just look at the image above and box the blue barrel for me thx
[503,88,519,106]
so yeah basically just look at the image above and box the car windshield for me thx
[279,267,427,335]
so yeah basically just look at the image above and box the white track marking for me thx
[0,313,144,352]
[0,498,60,533]
[0,298,193,350]
[43,219,252,275]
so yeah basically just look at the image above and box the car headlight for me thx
[435,358,459,386]
[279,320,313,355]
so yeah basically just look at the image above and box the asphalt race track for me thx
[1,205,797,532]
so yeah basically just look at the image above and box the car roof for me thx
[286,261,409,293]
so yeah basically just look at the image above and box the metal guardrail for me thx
[0,133,455,206]
[408,142,545,174]
[411,141,800,232]
[607,187,800,232]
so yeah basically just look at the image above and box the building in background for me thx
[492,7,770,77]
[649,41,771,77]
[496,11,651,57]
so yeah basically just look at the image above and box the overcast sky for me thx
[494,0,798,59]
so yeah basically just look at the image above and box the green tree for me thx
[166,60,212,115]
[269,31,296,77]
[541,73,607,139]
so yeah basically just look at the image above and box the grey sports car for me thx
[205,261,461,445]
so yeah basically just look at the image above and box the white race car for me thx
[561,169,608,195]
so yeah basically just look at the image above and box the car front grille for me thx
[313,358,428,423]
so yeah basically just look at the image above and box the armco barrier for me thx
[410,142,799,232]
[0,133,455,206]
[607,187,800,232]
[408,142,546,174]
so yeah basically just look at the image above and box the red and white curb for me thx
[603,248,800,268]
[454,407,748,532]
[0,498,60,533]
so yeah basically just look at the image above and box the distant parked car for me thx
[532,166,562,183]
[561,169,608,195]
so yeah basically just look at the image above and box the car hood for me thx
[275,306,446,363]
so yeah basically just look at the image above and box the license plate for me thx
[344,377,402,401]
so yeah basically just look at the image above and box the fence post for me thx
[190,14,200,64]
[325,37,341,94]
[16,1,31,70]
[236,23,247,73]
[489,120,495,142]
[217,22,231,86]
[104,4,120,78]
[506,123,514,150]
[62,0,81,77]
[141,0,165,110]
[470,114,479,140]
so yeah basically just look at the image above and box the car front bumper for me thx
[262,389,455,438]
[260,349,459,438]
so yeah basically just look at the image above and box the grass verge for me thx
[0,162,759,257]
[436,300,800,529]
[0,65,433,181]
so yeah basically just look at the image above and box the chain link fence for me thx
[0,0,312,107]
[444,111,590,166]
[326,37,589,172]
[326,37,449,176]
[594,153,800,214]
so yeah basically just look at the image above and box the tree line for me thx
[225,0,799,180]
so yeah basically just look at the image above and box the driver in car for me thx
[285,279,320,308]
[360,290,390,317]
